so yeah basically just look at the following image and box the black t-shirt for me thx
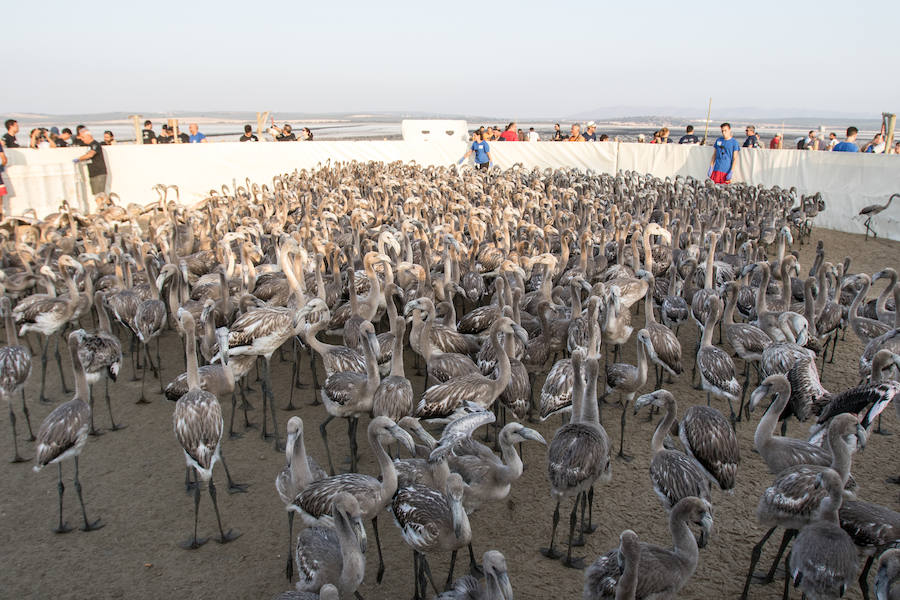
[157,134,172,144]
[142,129,157,144]
[177,133,189,144]
[56,138,69,147]
[678,134,699,144]
[552,130,564,141]
[239,134,259,142]
[2,133,20,148]
[85,140,107,176]
[743,135,760,148]
[276,133,296,141]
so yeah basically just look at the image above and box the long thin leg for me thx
[468,542,483,577]
[372,515,385,584]
[420,554,439,596]
[106,378,125,431]
[264,358,282,450]
[138,348,150,404]
[413,551,421,600]
[540,500,562,559]
[208,478,240,543]
[320,414,336,475]
[782,550,791,600]
[8,401,26,463]
[348,417,359,473]
[572,491,587,546]
[858,555,874,600]
[741,526,776,599]
[444,549,458,591]
[218,450,248,493]
[285,511,295,581]
[285,339,299,411]
[39,335,51,403]
[582,485,597,533]
[88,386,103,436]
[228,392,242,439]
[617,396,633,461]
[180,470,208,549]
[73,455,103,531]
[562,494,585,569]
[53,462,72,533]
[21,389,35,441]
[308,346,321,403]
[763,528,796,584]
[54,332,70,393]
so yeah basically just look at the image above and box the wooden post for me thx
[702,98,712,145]
[256,111,269,137]
[169,119,180,143]
[883,112,896,154]
[128,115,142,144]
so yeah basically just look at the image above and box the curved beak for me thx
[634,392,654,415]
[392,425,416,454]
[856,424,868,451]
[513,324,529,345]
[698,514,713,549]
[403,300,419,317]
[451,496,466,539]
[748,384,769,413]
[496,571,514,600]
[520,428,546,445]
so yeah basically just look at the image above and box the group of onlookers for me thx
[1,119,116,149]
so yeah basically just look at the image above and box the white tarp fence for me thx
[3,142,898,240]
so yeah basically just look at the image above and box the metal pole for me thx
[883,112,896,154]
[702,98,712,145]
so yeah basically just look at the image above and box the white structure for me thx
[401,120,468,142]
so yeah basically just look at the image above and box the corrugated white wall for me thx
[3,142,898,240]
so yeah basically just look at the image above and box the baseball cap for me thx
[586,121,596,128]
[50,126,60,135]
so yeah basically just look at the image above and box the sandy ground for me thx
[1,227,898,600]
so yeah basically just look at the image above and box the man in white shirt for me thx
[527,127,540,142]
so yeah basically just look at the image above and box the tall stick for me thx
[702,98,712,145]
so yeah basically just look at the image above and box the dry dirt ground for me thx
[1,227,898,600]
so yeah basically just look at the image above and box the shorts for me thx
[90,173,107,195]
[476,162,490,171]
[709,170,730,184]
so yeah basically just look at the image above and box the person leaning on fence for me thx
[583,122,598,141]
[239,124,258,142]
[56,128,73,147]
[708,122,740,184]
[769,132,783,149]
[552,123,564,141]
[73,129,108,195]
[102,131,115,145]
[527,127,540,142]
[188,123,207,143]
[567,124,585,141]
[864,133,885,153]
[460,130,492,171]
[2,119,20,148]
[743,125,760,148]
[498,122,518,142]
[157,125,172,144]
[832,127,859,152]
[142,120,157,144]
[0,141,8,206]
[301,127,313,141]
[825,132,838,150]
[678,125,699,144]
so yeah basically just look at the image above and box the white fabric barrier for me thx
[3,142,898,241]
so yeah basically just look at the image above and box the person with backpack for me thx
[797,130,819,150]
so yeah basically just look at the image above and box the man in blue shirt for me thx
[188,123,208,143]
[678,125,699,144]
[460,130,492,170]
[708,123,740,184]
[832,126,859,153]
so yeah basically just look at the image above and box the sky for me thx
[4,0,897,119]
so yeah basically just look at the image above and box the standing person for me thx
[708,122,740,184]
[157,125,172,144]
[832,127,859,152]
[863,133,885,153]
[74,124,87,146]
[2,119,20,148]
[825,132,838,150]
[102,131,115,145]
[743,125,760,148]
[73,129,108,195]
[176,126,189,144]
[55,128,73,147]
[142,120,157,144]
[301,127,313,141]
[239,124,258,142]
[527,127,540,142]
[272,123,296,141]
[29,128,53,149]
[0,141,8,206]
[798,130,819,150]
[769,132,783,149]
[552,123,564,141]
[583,121,599,141]
[498,122,518,142]
[484,126,496,141]
[517,128,525,141]
[567,124,585,141]
[657,127,671,143]
[678,125,699,144]
[460,130,492,170]
[188,123,207,143]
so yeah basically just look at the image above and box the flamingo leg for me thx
[73,456,103,531]
[54,332,70,393]
[52,462,72,533]
[741,526,776,599]
[208,478,240,543]
[540,500,562,560]
[21,388,35,441]
[179,469,208,549]
[561,494,585,569]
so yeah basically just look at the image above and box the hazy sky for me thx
[4,0,897,118]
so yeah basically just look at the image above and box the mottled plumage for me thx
[679,405,740,490]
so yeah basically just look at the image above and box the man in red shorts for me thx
[708,122,740,184]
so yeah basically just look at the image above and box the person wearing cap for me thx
[55,128,73,148]
[157,125,173,144]
[708,122,740,184]
[636,133,646,143]
[188,123,207,143]
[142,120,157,144]
[73,129,108,194]
[2,119,20,148]
[678,125,699,144]
[583,122,598,141]
[769,132,783,149]
[743,125,760,148]
[832,127,859,152]
[567,124,585,142]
